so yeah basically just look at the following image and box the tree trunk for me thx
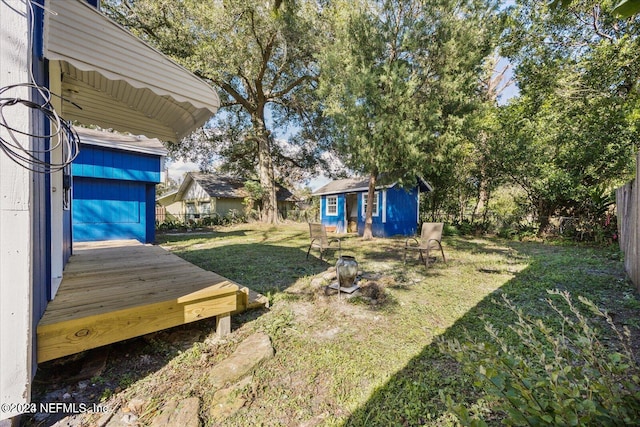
[253,116,278,224]
[481,189,492,226]
[537,202,556,237]
[472,178,489,224]
[362,172,377,240]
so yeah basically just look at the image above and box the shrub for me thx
[440,290,640,426]
[156,219,184,231]
[223,209,245,225]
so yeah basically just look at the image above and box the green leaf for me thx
[548,0,574,9]
[613,0,640,17]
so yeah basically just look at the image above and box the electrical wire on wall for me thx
[0,0,80,174]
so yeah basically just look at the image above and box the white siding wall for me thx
[0,0,34,419]
[184,181,210,201]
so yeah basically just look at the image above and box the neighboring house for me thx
[1,0,219,419]
[313,177,432,237]
[159,172,298,221]
[72,128,167,243]
[156,190,182,222]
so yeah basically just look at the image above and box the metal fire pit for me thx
[326,255,360,297]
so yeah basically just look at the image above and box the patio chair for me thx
[306,223,341,261]
[404,222,446,268]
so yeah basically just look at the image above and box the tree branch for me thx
[270,75,316,99]
[217,81,253,111]
[238,69,257,103]
[268,40,289,93]
[591,5,615,42]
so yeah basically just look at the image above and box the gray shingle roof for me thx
[190,173,297,201]
[312,178,372,195]
[312,176,432,196]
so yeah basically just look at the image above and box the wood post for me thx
[216,312,231,337]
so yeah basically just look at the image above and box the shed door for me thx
[346,193,358,233]
[73,178,146,242]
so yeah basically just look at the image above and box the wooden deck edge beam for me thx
[37,291,237,363]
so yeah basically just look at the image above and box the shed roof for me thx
[312,178,370,196]
[74,127,168,156]
[176,173,297,202]
[313,177,432,196]
[44,0,220,142]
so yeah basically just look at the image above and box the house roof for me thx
[312,178,371,196]
[74,127,168,157]
[312,177,432,196]
[44,0,220,142]
[176,173,297,202]
[156,190,179,206]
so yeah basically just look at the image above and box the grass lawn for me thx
[29,222,640,426]
[152,222,639,426]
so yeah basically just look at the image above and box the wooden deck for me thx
[37,240,267,363]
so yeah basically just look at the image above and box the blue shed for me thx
[313,177,432,237]
[72,128,167,243]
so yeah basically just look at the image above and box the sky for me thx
[167,158,200,183]
[167,58,520,191]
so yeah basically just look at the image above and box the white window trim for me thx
[361,192,380,217]
[382,190,387,223]
[326,195,338,216]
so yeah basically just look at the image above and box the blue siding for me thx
[72,145,162,183]
[72,144,162,243]
[145,185,156,243]
[384,187,419,237]
[73,178,151,242]
[356,191,385,236]
[322,185,421,238]
[320,194,346,232]
[63,208,72,263]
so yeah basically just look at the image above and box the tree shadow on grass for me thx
[344,241,635,426]
[156,228,249,242]
[171,243,334,295]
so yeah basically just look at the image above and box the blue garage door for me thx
[73,178,146,242]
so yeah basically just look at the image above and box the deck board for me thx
[37,240,261,363]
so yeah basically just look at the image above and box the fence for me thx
[155,206,320,230]
[616,151,640,290]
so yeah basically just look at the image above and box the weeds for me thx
[441,290,640,426]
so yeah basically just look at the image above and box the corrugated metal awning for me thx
[44,0,220,142]
[74,127,168,157]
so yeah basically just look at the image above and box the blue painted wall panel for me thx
[72,144,162,243]
[73,178,149,242]
[72,145,162,183]
[63,207,72,263]
[320,194,346,232]
[356,191,386,236]
[384,186,419,237]
[145,185,156,243]
[323,185,421,238]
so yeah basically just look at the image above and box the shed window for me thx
[362,192,380,217]
[326,196,338,216]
